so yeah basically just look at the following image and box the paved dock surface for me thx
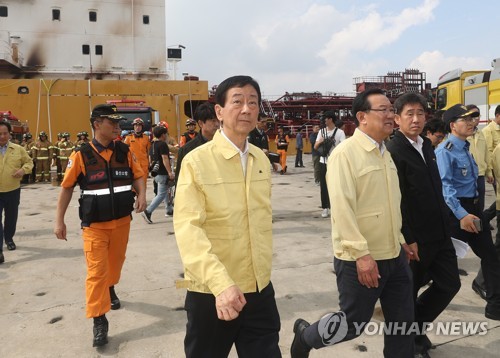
[1,154,499,357]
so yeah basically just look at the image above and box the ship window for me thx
[52,9,60,21]
[89,11,97,22]
[0,6,8,17]
[143,15,150,24]
[95,45,103,55]
[82,45,90,55]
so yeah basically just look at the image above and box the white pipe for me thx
[46,80,52,142]
[36,79,42,135]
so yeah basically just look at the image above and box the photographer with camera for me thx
[142,125,174,224]
[314,111,345,218]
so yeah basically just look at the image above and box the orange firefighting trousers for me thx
[277,149,287,171]
[140,163,149,186]
[82,223,130,318]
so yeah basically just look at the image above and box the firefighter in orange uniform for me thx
[275,126,289,174]
[32,131,53,182]
[179,118,198,147]
[123,118,151,185]
[54,104,146,348]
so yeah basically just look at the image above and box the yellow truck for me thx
[436,58,500,122]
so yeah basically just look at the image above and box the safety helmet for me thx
[159,121,169,129]
[81,131,89,137]
[39,131,47,137]
[132,118,144,126]
[24,133,32,140]
[62,132,70,138]
[76,131,82,137]
[186,118,196,126]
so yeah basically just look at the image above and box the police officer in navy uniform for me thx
[436,104,500,321]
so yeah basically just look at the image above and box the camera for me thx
[150,161,160,177]
[319,115,326,128]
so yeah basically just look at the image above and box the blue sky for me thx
[166,0,499,97]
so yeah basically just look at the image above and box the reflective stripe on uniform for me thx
[81,185,132,196]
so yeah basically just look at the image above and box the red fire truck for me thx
[0,111,30,143]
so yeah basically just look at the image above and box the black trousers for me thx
[303,250,414,358]
[184,282,281,358]
[475,209,500,288]
[319,162,330,209]
[0,188,21,252]
[411,239,461,330]
[452,198,500,311]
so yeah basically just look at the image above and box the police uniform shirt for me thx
[436,134,478,220]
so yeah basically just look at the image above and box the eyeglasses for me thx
[455,116,475,123]
[366,108,395,115]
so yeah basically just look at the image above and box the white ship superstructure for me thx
[0,0,167,79]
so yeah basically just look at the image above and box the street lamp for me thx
[167,44,185,80]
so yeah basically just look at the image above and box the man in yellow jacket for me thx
[0,120,34,263]
[482,105,500,222]
[174,76,280,357]
[291,89,414,358]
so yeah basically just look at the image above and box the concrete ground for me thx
[1,154,499,357]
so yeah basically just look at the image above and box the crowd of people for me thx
[2,76,500,357]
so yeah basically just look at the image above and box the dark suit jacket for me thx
[387,130,451,245]
[175,134,208,186]
[248,128,269,150]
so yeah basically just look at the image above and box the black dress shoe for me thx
[6,242,16,251]
[291,318,311,358]
[415,334,433,350]
[485,303,500,321]
[0,252,4,264]
[472,280,487,301]
[93,315,109,347]
[485,309,500,320]
[109,286,121,310]
[415,334,433,357]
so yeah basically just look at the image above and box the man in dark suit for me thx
[175,102,219,187]
[387,93,461,358]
